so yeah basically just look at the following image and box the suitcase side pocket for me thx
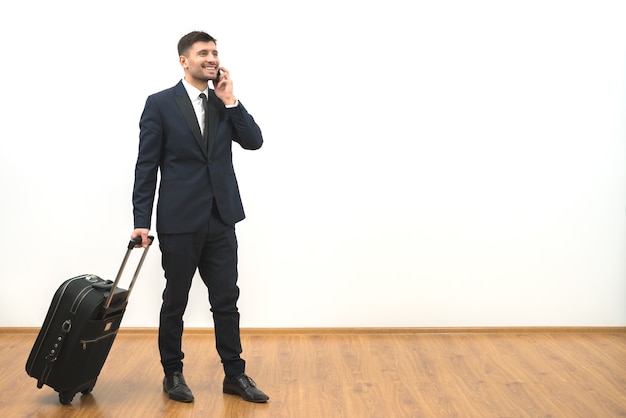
[70,314,124,389]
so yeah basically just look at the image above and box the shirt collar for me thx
[181,78,209,101]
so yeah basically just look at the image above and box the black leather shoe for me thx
[223,374,269,403]
[163,372,194,403]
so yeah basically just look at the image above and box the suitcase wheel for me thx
[81,378,97,395]
[59,391,75,405]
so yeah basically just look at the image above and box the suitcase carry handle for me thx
[103,236,154,311]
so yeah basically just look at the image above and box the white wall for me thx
[1,0,624,328]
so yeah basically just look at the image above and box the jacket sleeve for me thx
[132,95,162,229]
[227,101,263,150]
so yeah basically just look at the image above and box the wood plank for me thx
[2,330,625,417]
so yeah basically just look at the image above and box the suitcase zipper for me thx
[80,330,118,350]
[71,286,95,314]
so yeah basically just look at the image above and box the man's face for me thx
[180,41,220,83]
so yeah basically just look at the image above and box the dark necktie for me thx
[199,93,209,140]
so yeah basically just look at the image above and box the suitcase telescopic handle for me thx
[103,235,154,310]
[128,235,153,249]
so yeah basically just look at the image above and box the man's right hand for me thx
[131,228,151,248]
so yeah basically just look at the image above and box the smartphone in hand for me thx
[214,69,222,84]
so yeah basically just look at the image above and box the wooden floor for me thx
[3,328,626,417]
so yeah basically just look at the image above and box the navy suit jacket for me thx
[133,81,263,233]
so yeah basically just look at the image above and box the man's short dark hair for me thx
[178,31,217,56]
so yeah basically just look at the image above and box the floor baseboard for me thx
[2,326,625,335]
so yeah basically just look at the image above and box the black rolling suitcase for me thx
[25,236,153,405]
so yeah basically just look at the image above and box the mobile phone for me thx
[214,69,222,83]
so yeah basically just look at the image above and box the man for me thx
[131,31,268,403]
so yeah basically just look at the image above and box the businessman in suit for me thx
[131,31,268,403]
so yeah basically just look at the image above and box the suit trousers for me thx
[157,205,245,377]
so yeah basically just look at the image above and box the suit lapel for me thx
[174,85,208,157]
